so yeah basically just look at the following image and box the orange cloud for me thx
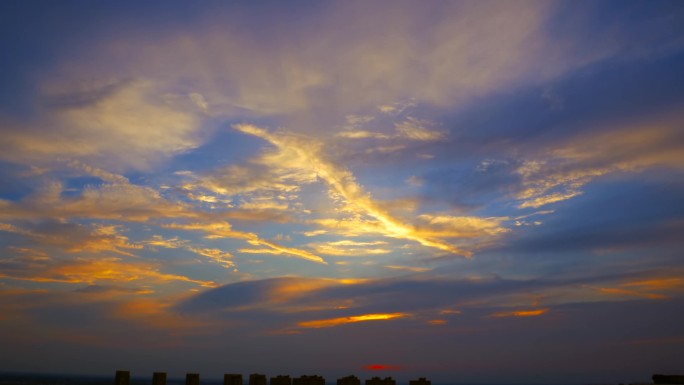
[0,222,142,257]
[622,278,684,290]
[592,276,684,300]
[112,298,212,332]
[0,257,216,288]
[598,287,666,300]
[491,308,548,318]
[298,313,407,329]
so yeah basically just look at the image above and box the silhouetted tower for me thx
[153,372,167,385]
[250,374,268,385]
[115,371,130,385]
[293,375,325,385]
[225,374,243,385]
[409,378,430,385]
[186,373,200,385]
[337,376,360,385]
[271,375,292,385]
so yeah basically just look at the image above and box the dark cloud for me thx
[179,270,684,323]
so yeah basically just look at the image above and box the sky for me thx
[1,1,684,384]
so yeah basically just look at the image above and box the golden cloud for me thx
[165,221,326,264]
[0,257,216,288]
[233,124,471,256]
[298,312,407,329]
[490,308,548,318]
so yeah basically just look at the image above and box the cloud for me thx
[490,308,548,318]
[415,214,509,239]
[177,277,355,313]
[394,118,443,141]
[307,240,392,257]
[142,235,235,269]
[336,131,391,140]
[142,235,188,249]
[0,220,141,257]
[73,285,154,296]
[0,81,207,171]
[184,163,315,199]
[377,100,416,115]
[0,255,215,288]
[383,265,431,273]
[179,271,684,328]
[297,313,406,329]
[593,277,684,300]
[184,246,235,269]
[513,113,684,208]
[0,171,190,223]
[29,0,636,130]
[164,221,326,265]
[336,116,443,149]
[233,124,470,256]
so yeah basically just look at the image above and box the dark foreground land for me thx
[0,373,215,385]
[4,372,680,385]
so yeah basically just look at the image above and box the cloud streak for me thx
[233,124,473,257]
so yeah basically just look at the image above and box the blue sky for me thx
[1,1,684,383]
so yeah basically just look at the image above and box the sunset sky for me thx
[1,1,684,383]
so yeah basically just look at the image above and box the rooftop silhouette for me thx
[249,374,267,385]
[337,376,360,385]
[365,377,395,385]
[270,375,291,385]
[111,371,428,385]
[225,374,243,385]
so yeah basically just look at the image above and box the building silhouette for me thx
[186,373,200,385]
[293,375,325,385]
[271,375,292,385]
[225,374,243,385]
[115,371,130,385]
[153,372,167,385]
[112,370,432,385]
[337,375,361,385]
[365,377,396,385]
[250,374,268,385]
[409,378,430,385]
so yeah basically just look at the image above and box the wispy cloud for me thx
[308,240,392,257]
[513,114,684,208]
[233,124,471,256]
[164,221,326,264]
